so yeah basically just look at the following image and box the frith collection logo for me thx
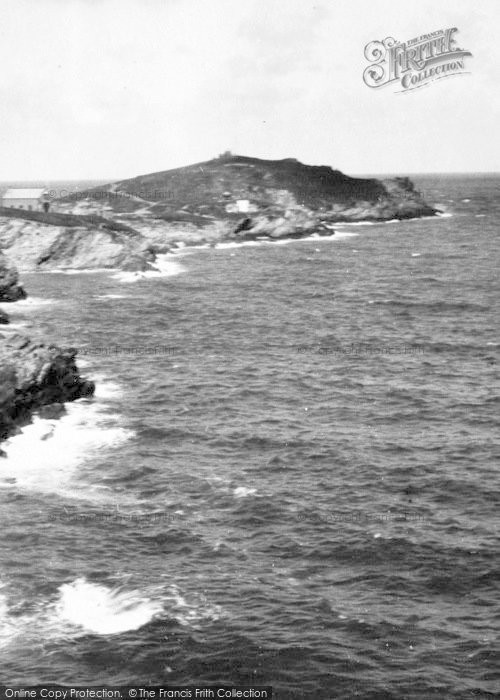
[363,28,472,92]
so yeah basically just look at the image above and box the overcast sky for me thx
[0,0,498,180]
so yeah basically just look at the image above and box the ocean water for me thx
[0,175,499,698]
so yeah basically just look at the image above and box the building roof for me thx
[2,188,46,199]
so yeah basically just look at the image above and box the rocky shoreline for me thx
[0,252,94,444]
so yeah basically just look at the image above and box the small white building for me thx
[1,188,51,212]
[225,198,255,214]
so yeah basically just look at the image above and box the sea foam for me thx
[0,576,222,644]
[113,254,186,283]
[234,486,257,498]
[0,587,10,648]
[0,296,55,310]
[56,578,162,635]
[215,231,358,250]
[95,294,128,300]
[0,401,133,497]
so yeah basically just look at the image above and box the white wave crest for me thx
[334,221,375,227]
[0,297,55,310]
[0,577,222,645]
[216,240,265,249]
[313,231,358,240]
[234,486,257,498]
[0,588,11,648]
[56,578,162,635]
[90,376,125,400]
[95,294,128,299]
[0,321,29,331]
[215,231,358,250]
[113,254,186,283]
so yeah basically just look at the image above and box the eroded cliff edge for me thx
[0,211,155,272]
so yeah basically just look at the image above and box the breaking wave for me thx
[0,400,133,497]
[113,255,186,283]
[55,578,162,635]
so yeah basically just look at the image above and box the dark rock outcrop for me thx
[0,310,9,324]
[0,334,95,441]
[0,252,95,443]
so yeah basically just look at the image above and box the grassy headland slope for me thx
[60,154,438,243]
[112,155,387,216]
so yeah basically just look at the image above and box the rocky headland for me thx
[56,153,438,250]
[0,252,94,444]
[0,154,438,270]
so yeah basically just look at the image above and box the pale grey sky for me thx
[0,0,498,179]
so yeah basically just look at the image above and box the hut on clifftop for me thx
[2,188,51,212]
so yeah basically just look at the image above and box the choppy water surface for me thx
[0,175,499,698]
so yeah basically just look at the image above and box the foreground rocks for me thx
[0,334,95,441]
[0,251,94,442]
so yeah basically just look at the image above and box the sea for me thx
[0,175,499,699]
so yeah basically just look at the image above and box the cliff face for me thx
[0,252,95,442]
[0,216,155,272]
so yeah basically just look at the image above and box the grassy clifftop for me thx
[116,154,385,209]
[61,154,436,231]
[52,154,440,247]
[0,206,139,235]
